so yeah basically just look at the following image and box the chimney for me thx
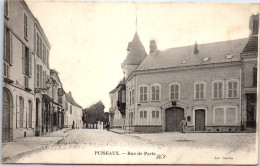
[69,91,72,96]
[149,40,157,54]
[194,41,199,54]
[249,14,259,35]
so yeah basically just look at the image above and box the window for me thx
[4,27,12,78]
[129,89,132,104]
[28,101,32,128]
[140,111,147,118]
[214,106,237,125]
[227,79,239,98]
[194,82,206,100]
[4,27,12,65]
[24,14,28,39]
[36,33,40,55]
[151,84,160,101]
[70,105,72,114]
[39,65,43,88]
[170,83,180,100]
[253,67,257,87]
[131,88,134,104]
[139,85,148,102]
[152,111,159,118]
[22,45,31,77]
[47,49,49,67]
[43,43,46,64]
[37,65,40,87]
[4,1,8,16]
[19,97,24,128]
[40,38,43,59]
[212,81,224,99]
[42,70,46,88]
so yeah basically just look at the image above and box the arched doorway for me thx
[165,107,184,131]
[2,88,13,142]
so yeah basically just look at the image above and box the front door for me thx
[246,93,256,128]
[195,109,205,131]
[2,88,11,142]
[166,107,184,131]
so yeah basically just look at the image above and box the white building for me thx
[65,92,83,129]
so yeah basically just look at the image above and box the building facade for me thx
[2,0,68,142]
[50,69,66,131]
[110,14,258,133]
[65,92,83,129]
[109,82,125,128]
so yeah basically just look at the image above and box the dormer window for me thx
[202,57,210,62]
[226,54,234,59]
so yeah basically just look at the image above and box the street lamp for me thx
[35,79,53,93]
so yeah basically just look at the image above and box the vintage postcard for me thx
[1,0,259,164]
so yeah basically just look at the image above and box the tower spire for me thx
[135,2,138,33]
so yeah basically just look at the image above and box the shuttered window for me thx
[139,86,148,102]
[194,82,206,100]
[19,97,24,128]
[212,81,224,99]
[24,14,28,39]
[28,101,33,128]
[227,80,239,98]
[214,106,237,125]
[170,83,180,100]
[151,84,160,101]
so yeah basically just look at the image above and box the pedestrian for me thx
[106,122,110,131]
[72,120,75,129]
[179,118,187,133]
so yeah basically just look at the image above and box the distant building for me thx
[109,81,125,128]
[50,69,66,131]
[110,14,258,133]
[65,92,83,129]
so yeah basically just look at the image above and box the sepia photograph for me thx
[1,0,259,164]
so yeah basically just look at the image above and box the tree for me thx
[82,101,106,124]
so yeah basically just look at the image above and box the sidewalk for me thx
[2,128,70,163]
[109,128,133,134]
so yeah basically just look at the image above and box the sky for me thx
[25,1,259,111]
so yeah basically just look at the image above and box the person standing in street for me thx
[179,118,187,133]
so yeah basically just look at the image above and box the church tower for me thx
[121,32,147,79]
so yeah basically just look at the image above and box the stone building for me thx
[2,0,68,142]
[3,0,37,141]
[50,69,66,131]
[65,92,83,129]
[109,81,125,128]
[111,14,258,133]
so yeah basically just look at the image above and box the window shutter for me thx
[16,99,20,128]
[29,51,32,77]
[22,44,25,74]
[10,32,13,65]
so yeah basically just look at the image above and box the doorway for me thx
[195,109,205,131]
[166,107,184,131]
[2,88,13,142]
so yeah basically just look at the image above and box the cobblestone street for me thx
[3,129,256,164]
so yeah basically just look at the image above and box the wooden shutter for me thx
[10,32,13,65]
[22,44,25,74]
[29,51,32,77]
[16,96,20,128]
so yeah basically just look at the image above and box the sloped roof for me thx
[65,92,82,108]
[137,38,249,71]
[122,32,147,66]
[241,36,258,55]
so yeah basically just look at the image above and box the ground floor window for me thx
[213,106,237,125]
